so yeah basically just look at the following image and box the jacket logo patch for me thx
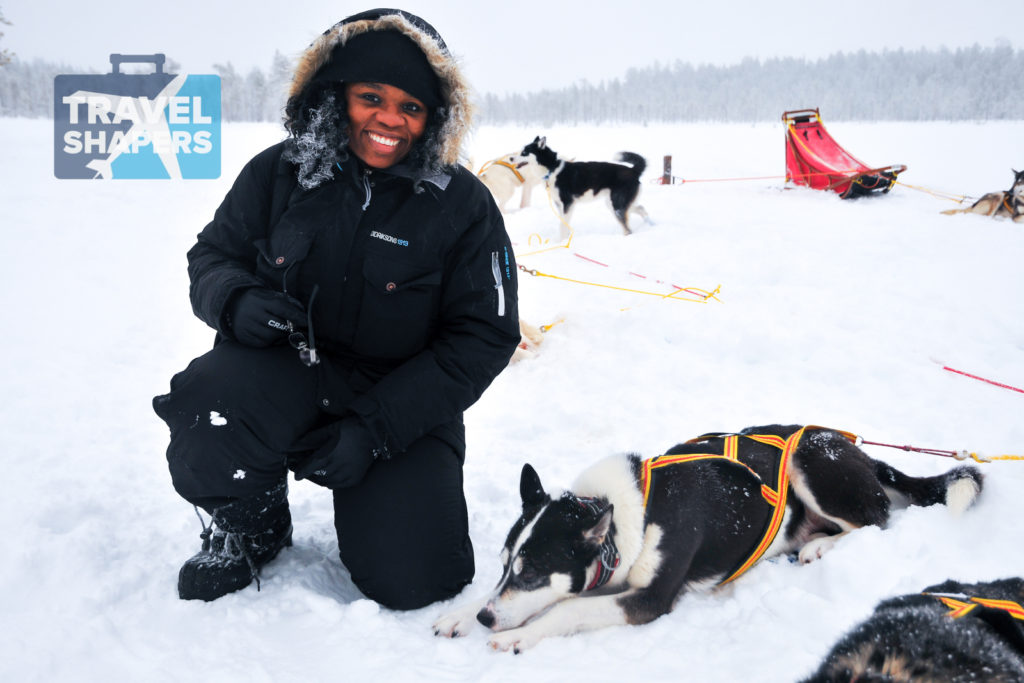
[370,230,409,247]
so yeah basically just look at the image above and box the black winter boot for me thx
[178,483,293,601]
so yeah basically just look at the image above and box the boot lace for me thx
[193,506,262,591]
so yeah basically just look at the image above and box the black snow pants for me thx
[153,340,474,610]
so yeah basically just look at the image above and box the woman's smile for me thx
[345,82,428,169]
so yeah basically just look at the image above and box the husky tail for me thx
[616,152,647,177]
[874,461,983,515]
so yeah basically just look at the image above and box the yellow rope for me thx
[892,179,970,204]
[521,266,719,303]
[955,452,1024,463]
[539,318,565,333]
[515,182,721,303]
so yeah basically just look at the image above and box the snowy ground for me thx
[2,117,1023,682]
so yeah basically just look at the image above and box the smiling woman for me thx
[152,8,521,611]
[344,82,428,169]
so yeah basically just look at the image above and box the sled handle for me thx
[109,54,166,75]
[781,108,820,123]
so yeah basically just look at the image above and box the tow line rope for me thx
[936,363,1024,395]
[856,437,1024,464]
[651,170,974,205]
[893,179,971,204]
[514,183,720,303]
[519,264,720,303]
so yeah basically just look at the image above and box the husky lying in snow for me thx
[514,136,651,240]
[433,424,982,653]
[476,153,546,214]
[802,577,1024,682]
[941,169,1024,222]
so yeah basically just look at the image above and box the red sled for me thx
[783,108,906,198]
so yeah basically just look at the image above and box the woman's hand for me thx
[293,418,379,489]
[227,288,306,347]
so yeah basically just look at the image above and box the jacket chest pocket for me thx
[353,255,443,359]
[253,226,315,292]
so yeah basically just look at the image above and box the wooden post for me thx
[662,155,672,185]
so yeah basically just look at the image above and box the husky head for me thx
[517,135,560,173]
[1009,168,1024,200]
[475,464,614,632]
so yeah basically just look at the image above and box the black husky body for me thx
[517,136,651,239]
[433,425,983,653]
[803,577,1024,682]
[942,168,1024,222]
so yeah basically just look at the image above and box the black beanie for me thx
[312,29,443,108]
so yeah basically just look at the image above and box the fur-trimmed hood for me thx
[287,8,473,168]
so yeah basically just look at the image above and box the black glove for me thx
[293,418,380,489]
[226,288,306,347]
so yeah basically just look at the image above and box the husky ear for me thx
[520,464,547,507]
[582,506,614,547]
[538,136,547,148]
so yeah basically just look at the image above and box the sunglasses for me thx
[288,328,320,367]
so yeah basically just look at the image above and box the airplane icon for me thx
[65,74,187,179]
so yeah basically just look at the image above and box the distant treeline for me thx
[2,44,1021,123]
[480,44,1024,124]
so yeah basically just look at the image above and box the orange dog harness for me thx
[639,426,857,585]
[927,593,1024,621]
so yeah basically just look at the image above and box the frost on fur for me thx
[283,93,344,190]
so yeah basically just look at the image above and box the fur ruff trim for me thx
[288,12,473,168]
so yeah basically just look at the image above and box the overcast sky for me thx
[3,0,1020,95]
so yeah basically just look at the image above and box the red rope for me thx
[858,440,960,459]
[941,365,1024,395]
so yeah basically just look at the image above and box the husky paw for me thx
[798,535,837,564]
[487,628,537,654]
[432,603,482,638]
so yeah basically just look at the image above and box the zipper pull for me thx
[361,170,372,211]
[491,251,506,317]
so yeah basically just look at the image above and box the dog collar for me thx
[574,496,620,591]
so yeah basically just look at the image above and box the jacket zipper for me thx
[491,251,506,317]
[361,171,372,211]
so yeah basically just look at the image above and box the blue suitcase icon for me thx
[54,54,220,179]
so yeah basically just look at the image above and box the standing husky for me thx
[433,425,983,653]
[517,136,651,240]
[942,168,1024,222]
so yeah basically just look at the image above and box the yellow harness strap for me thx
[641,426,860,585]
[929,594,1024,622]
[477,159,525,184]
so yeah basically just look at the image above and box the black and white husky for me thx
[941,168,1024,222]
[516,136,651,240]
[802,577,1024,682]
[433,425,983,653]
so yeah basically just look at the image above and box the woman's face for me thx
[344,82,429,169]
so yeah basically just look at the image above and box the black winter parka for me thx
[186,141,520,455]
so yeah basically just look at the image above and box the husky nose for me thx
[476,607,496,629]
